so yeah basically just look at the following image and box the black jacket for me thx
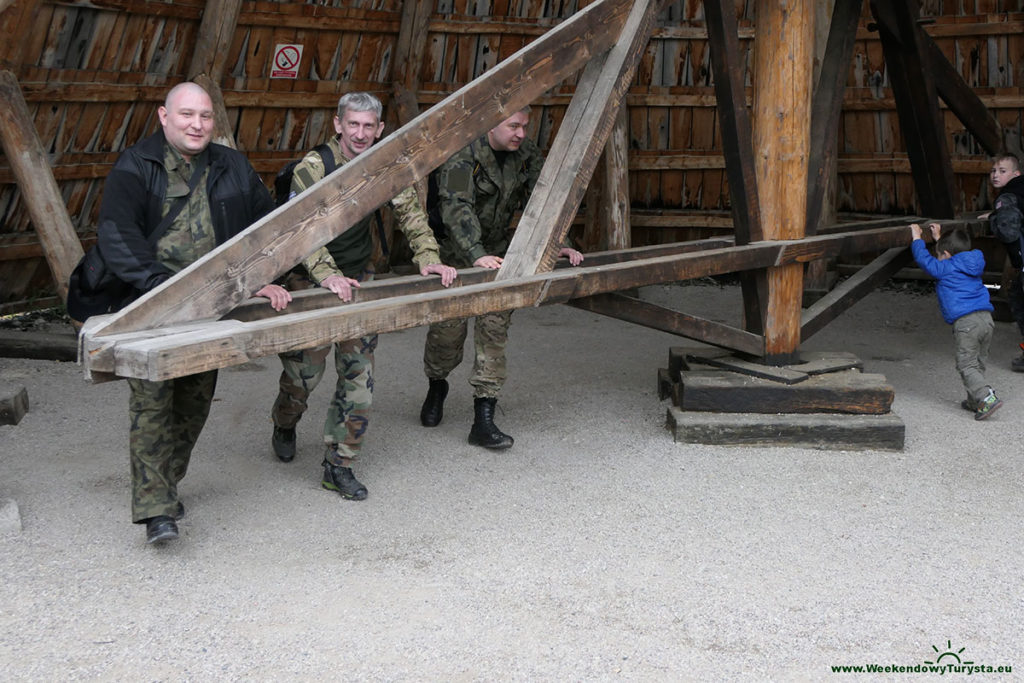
[992,175,1024,268]
[96,131,274,293]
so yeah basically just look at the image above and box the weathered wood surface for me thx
[86,0,636,338]
[187,0,243,84]
[666,407,905,450]
[678,369,895,415]
[0,69,83,302]
[497,0,665,280]
[0,328,77,361]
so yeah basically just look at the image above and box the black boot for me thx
[468,397,514,449]
[420,378,449,427]
[321,459,368,501]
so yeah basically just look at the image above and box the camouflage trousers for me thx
[423,310,513,399]
[128,370,218,523]
[271,334,378,465]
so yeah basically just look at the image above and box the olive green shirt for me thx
[155,144,214,273]
[290,136,441,282]
[432,136,543,267]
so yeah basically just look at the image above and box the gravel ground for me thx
[1,281,1022,680]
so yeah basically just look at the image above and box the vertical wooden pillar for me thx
[187,0,243,148]
[0,70,83,302]
[595,106,631,251]
[753,0,814,362]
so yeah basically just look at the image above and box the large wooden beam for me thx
[86,0,635,338]
[753,0,814,362]
[870,0,956,218]
[191,74,236,149]
[0,70,83,302]
[496,0,665,280]
[571,293,764,356]
[599,107,631,251]
[81,223,975,381]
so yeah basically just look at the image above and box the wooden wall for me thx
[0,0,1022,312]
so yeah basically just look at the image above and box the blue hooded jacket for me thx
[911,239,993,324]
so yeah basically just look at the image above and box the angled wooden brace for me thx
[86,0,636,338]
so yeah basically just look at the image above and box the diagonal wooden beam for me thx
[570,293,764,356]
[704,0,767,337]
[922,32,1016,158]
[86,0,635,338]
[805,0,863,235]
[870,0,955,218]
[187,0,243,85]
[703,0,761,245]
[496,0,667,280]
[0,70,83,302]
[81,221,988,381]
[800,246,911,340]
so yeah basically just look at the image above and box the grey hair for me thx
[337,92,383,121]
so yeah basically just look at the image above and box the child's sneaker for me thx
[974,391,1003,420]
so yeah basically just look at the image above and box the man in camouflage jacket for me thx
[419,108,583,449]
[270,92,456,501]
[95,82,291,544]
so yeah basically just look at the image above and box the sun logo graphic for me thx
[924,640,974,666]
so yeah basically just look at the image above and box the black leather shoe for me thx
[272,425,296,462]
[321,459,368,501]
[420,378,449,427]
[145,516,179,544]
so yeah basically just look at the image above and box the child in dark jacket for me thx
[910,222,1001,419]
[983,153,1024,370]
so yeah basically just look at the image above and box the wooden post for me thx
[599,106,631,250]
[192,74,236,149]
[187,0,243,85]
[753,0,814,362]
[0,70,83,303]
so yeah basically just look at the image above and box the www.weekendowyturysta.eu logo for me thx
[830,640,1013,675]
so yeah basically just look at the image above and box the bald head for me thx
[158,82,214,161]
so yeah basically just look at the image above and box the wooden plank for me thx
[666,407,905,450]
[86,0,637,338]
[0,328,77,361]
[870,0,956,218]
[801,246,912,341]
[570,292,764,356]
[599,106,630,250]
[192,74,236,149]
[79,223,963,380]
[678,369,895,415]
[187,0,243,83]
[0,70,83,302]
[498,0,666,280]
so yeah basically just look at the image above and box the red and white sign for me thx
[271,44,303,79]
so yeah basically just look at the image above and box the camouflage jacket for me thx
[431,136,543,266]
[292,136,441,282]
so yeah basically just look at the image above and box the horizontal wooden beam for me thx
[80,223,983,381]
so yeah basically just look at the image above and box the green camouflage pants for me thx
[272,334,378,464]
[423,310,513,399]
[128,370,218,523]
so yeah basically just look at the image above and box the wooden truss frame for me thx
[76,0,1006,382]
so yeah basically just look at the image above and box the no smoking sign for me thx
[271,44,303,79]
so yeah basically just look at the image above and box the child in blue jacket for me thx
[910,222,1001,419]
